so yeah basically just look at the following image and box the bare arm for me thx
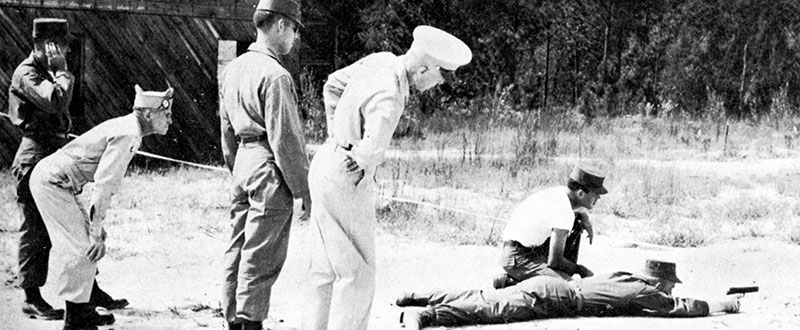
[548,228,580,274]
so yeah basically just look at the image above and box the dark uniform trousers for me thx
[416,276,579,326]
[13,135,68,289]
[500,214,584,282]
[412,272,711,327]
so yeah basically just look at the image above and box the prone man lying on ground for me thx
[397,259,742,329]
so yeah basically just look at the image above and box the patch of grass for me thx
[719,193,774,225]
[645,222,708,248]
[377,201,501,246]
[788,226,800,245]
[778,215,800,245]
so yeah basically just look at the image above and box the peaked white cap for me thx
[408,25,472,71]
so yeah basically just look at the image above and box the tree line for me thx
[305,0,800,118]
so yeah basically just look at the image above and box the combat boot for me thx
[90,281,129,310]
[241,320,263,330]
[395,292,429,307]
[22,287,64,320]
[63,301,115,330]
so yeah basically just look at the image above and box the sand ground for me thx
[2,218,799,330]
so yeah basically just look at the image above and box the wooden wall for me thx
[0,1,332,168]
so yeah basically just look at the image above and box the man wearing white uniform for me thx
[304,26,472,330]
[29,84,173,330]
[492,166,608,289]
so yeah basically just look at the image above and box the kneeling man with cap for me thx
[491,165,608,289]
[29,84,173,330]
[397,259,741,329]
[304,26,472,330]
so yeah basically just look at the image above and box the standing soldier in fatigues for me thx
[29,84,174,330]
[218,1,310,329]
[304,26,472,330]
[6,17,73,321]
[7,18,129,321]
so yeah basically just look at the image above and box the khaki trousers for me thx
[222,143,294,322]
[29,157,96,303]
[304,143,376,330]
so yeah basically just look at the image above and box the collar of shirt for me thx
[394,57,410,104]
[247,43,282,66]
[127,112,144,138]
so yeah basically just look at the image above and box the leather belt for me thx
[23,132,68,140]
[238,135,268,144]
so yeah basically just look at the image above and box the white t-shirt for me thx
[501,186,576,248]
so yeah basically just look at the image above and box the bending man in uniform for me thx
[29,84,174,330]
[493,165,607,289]
[218,1,310,329]
[6,17,124,321]
[398,259,741,329]
[304,26,472,330]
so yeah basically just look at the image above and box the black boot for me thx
[395,292,429,307]
[22,287,64,320]
[492,273,518,289]
[90,281,129,310]
[400,308,435,330]
[63,301,115,330]
[241,320,263,330]
[227,321,242,330]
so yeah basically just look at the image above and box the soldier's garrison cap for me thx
[133,85,174,111]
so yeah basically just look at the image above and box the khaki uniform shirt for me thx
[576,272,710,317]
[219,43,309,197]
[323,52,410,170]
[43,113,142,238]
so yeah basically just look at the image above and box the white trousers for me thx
[29,158,96,303]
[303,143,376,330]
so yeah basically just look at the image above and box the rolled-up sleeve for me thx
[264,75,310,198]
[635,287,710,317]
[88,135,138,238]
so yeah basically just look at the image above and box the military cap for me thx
[641,259,683,283]
[256,0,303,28]
[569,166,608,195]
[133,85,174,110]
[32,18,73,42]
[408,25,472,71]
